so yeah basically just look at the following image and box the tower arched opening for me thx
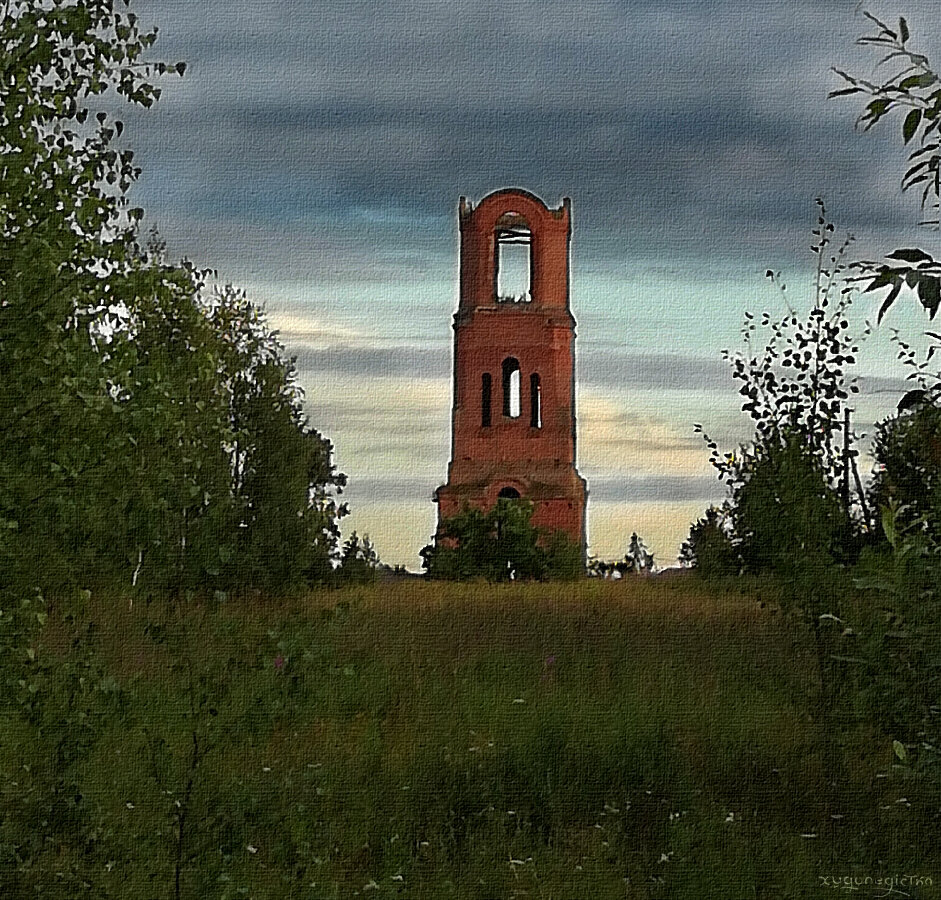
[495,212,531,303]
[481,372,492,427]
[502,357,521,418]
[530,373,542,428]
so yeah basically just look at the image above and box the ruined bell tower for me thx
[434,188,587,549]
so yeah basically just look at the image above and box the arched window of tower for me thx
[530,373,542,428]
[502,357,521,418]
[498,486,521,499]
[495,212,531,303]
[481,372,492,427]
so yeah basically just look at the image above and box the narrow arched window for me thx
[502,357,520,418]
[481,373,492,427]
[530,373,541,428]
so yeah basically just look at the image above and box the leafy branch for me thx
[832,11,941,321]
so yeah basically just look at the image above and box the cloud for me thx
[127,0,941,282]
[578,391,712,476]
[294,343,449,381]
[115,0,941,566]
[267,311,368,346]
[582,352,731,390]
[588,474,722,503]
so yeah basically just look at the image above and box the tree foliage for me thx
[832,11,941,321]
[869,398,941,539]
[698,204,863,490]
[588,533,655,578]
[421,500,583,582]
[679,506,739,577]
[0,3,351,894]
[731,431,851,576]
[0,0,345,597]
[692,204,865,585]
[337,532,381,585]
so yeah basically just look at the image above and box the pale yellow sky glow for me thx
[259,273,913,572]
[284,308,729,569]
[577,392,712,478]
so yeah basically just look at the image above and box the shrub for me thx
[336,532,381,585]
[869,400,941,540]
[680,506,740,577]
[421,499,584,581]
[732,432,852,575]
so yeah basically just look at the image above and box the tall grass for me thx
[21,578,935,898]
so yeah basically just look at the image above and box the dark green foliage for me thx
[826,12,941,819]
[421,499,583,581]
[869,400,941,539]
[587,533,655,578]
[693,206,863,584]
[0,0,170,593]
[0,590,122,898]
[626,531,654,573]
[850,519,941,795]
[689,210,870,812]
[732,433,851,576]
[699,211,863,492]
[590,533,656,578]
[587,556,621,578]
[218,292,346,590]
[679,506,739,577]
[0,1,345,597]
[542,529,585,580]
[337,532,380,585]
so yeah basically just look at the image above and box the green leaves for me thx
[0,3,345,596]
[903,108,922,144]
[899,72,936,90]
[859,258,941,322]
[833,17,941,216]
[423,499,574,582]
[885,247,934,263]
[860,97,890,130]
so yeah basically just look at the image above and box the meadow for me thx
[9,576,935,899]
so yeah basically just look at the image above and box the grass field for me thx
[16,577,938,899]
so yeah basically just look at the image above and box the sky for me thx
[127,0,941,567]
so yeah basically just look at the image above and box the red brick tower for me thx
[435,189,587,550]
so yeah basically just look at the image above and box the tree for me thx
[830,13,941,794]
[337,532,380,585]
[0,3,350,894]
[731,431,851,575]
[679,506,739,577]
[0,1,346,596]
[694,204,866,566]
[421,500,582,582]
[210,285,346,589]
[689,209,867,779]
[625,532,654,574]
[869,398,941,539]
[698,206,864,491]
[0,0,180,592]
